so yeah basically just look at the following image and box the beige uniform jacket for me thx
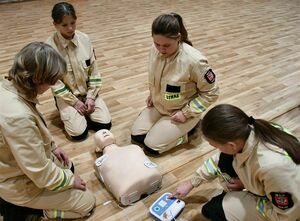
[46,31,102,106]
[148,43,219,118]
[191,131,300,220]
[0,79,74,204]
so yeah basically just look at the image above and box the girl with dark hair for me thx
[0,42,95,220]
[131,13,219,154]
[46,2,111,141]
[171,104,300,221]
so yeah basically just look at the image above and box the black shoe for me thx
[70,162,75,173]
[143,146,160,156]
[0,198,43,221]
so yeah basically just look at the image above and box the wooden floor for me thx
[0,0,299,220]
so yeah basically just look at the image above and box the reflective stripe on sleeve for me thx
[204,158,231,182]
[204,158,218,176]
[190,98,206,113]
[88,76,102,86]
[53,85,69,96]
[256,197,267,219]
[49,170,69,192]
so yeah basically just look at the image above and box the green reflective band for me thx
[53,210,64,218]
[256,197,267,218]
[176,136,184,146]
[164,93,181,100]
[52,170,67,192]
[88,77,102,86]
[204,158,231,182]
[53,210,57,218]
[54,85,68,96]
[204,158,218,176]
[191,98,206,112]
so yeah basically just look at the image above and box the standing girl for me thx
[47,2,111,141]
[131,13,219,154]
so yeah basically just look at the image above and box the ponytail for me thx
[252,119,300,164]
[152,13,192,46]
[202,104,300,164]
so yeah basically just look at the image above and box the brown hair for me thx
[52,2,77,24]
[152,13,192,46]
[201,104,300,164]
[8,42,66,99]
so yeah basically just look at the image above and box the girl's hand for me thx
[170,111,187,123]
[53,147,69,167]
[146,95,153,107]
[226,177,244,191]
[169,180,194,199]
[73,175,87,191]
[74,100,87,115]
[85,98,95,114]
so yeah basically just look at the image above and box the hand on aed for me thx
[85,98,95,114]
[53,147,69,167]
[170,110,187,123]
[169,180,194,199]
[226,177,244,191]
[74,100,87,115]
[73,175,87,191]
[145,95,153,107]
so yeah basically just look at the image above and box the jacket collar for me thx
[235,130,259,167]
[2,77,39,104]
[56,31,79,49]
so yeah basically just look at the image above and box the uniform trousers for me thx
[24,156,95,219]
[22,188,95,219]
[131,107,200,153]
[1,155,96,219]
[56,96,111,137]
[202,153,266,221]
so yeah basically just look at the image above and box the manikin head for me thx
[94,129,116,153]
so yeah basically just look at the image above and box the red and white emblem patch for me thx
[204,69,215,84]
[270,192,293,210]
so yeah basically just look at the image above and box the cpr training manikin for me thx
[94,129,162,206]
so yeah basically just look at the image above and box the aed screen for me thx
[158,200,167,207]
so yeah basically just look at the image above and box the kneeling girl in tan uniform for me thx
[46,2,111,141]
[131,13,219,154]
[0,42,95,220]
[171,104,300,221]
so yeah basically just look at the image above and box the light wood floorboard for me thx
[0,0,299,220]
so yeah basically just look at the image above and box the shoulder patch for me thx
[204,69,215,84]
[270,192,294,210]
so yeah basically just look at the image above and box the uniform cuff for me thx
[182,105,193,118]
[190,172,202,187]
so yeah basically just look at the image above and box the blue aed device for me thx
[149,192,185,221]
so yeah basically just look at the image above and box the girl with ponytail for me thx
[171,104,300,221]
[131,13,219,154]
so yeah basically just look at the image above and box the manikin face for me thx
[94,129,115,152]
[54,15,76,40]
[152,34,180,57]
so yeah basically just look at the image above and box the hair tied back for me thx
[248,116,255,125]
